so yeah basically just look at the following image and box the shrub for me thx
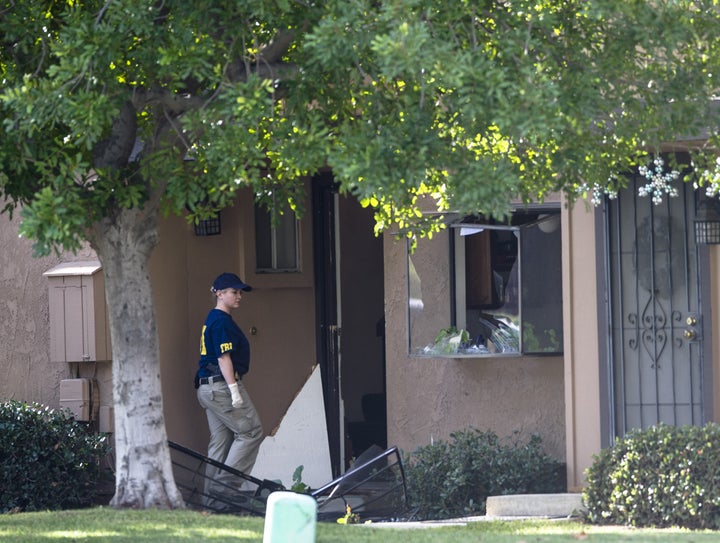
[0,400,110,513]
[583,423,720,529]
[403,428,565,520]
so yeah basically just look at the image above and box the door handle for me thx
[683,314,701,342]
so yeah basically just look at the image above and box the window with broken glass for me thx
[408,210,563,357]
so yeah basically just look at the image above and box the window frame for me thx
[254,201,300,274]
[451,222,524,352]
[407,210,563,358]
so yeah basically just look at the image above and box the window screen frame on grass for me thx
[407,208,563,358]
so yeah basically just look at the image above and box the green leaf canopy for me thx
[2,0,720,247]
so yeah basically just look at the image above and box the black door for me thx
[313,172,342,476]
[604,167,713,443]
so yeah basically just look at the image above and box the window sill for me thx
[409,352,562,359]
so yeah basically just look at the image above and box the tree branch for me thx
[92,100,137,169]
[131,89,204,115]
[259,28,296,64]
[95,0,112,26]
[227,28,299,83]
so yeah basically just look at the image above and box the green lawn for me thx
[2,508,720,543]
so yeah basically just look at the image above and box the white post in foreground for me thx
[263,491,317,543]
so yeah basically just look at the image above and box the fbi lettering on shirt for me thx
[200,325,207,355]
[220,342,233,353]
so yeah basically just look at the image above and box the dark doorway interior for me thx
[313,174,386,475]
[338,193,386,464]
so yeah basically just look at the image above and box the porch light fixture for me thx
[194,212,222,236]
[180,154,222,236]
[694,194,720,245]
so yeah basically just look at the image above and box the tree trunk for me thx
[91,205,184,509]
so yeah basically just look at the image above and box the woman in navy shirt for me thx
[196,272,263,506]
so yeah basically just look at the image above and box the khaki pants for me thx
[197,380,263,505]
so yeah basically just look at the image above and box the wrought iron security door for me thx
[605,173,710,441]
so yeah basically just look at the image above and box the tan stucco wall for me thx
[151,212,198,445]
[561,200,602,491]
[0,206,110,414]
[0,190,318,460]
[383,229,566,462]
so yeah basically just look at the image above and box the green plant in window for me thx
[430,327,470,354]
[522,323,560,352]
[434,326,470,344]
[544,328,560,351]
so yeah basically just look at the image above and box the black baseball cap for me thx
[212,272,252,292]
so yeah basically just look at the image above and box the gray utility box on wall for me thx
[59,378,92,421]
[44,261,112,363]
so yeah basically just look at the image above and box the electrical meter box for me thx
[44,261,111,363]
[59,378,91,421]
[99,405,114,433]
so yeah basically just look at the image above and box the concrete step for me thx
[485,493,586,518]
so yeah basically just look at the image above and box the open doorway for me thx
[313,174,386,475]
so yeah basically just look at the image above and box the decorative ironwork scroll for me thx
[627,289,670,369]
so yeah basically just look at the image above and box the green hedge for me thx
[0,400,110,513]
[583,423,720,529]
[403,428,565,520]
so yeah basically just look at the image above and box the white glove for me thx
[228,382,243,408]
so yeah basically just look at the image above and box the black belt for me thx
[198,375,225,385]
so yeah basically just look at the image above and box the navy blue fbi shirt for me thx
[198,309,250,379]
